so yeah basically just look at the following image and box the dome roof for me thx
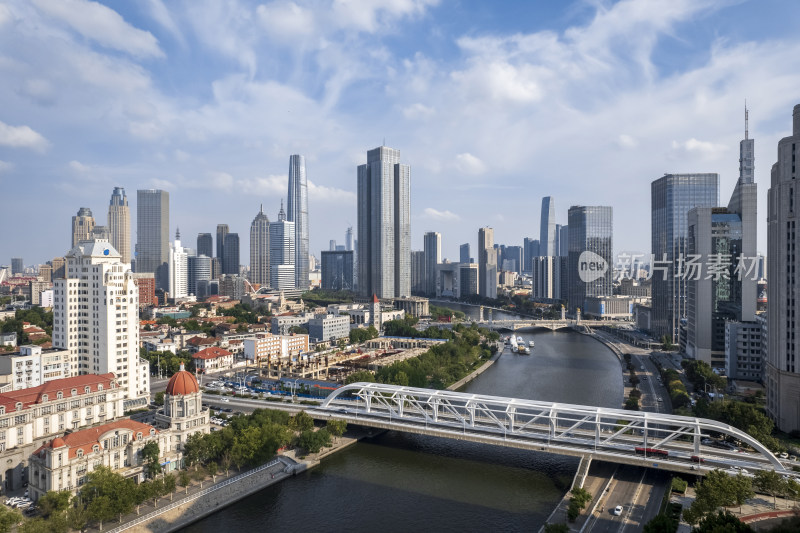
[165,370,199,396]
[51,437,65,448]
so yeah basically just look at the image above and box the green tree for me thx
[21,516,68,533]
[686,470,754,523]
[643,513,678,533]
[692,510,754,532]
[289,411,315,432]
[0,507,20,533]
[153,391,165,406]
[141,441,162,477]
[344,370,376,384]
[326,419,347,440]
[36,490,71,518]
[65,505,90,531]
[753,470,786,509]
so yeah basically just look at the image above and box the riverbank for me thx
[448,344,503,391]
[98,429,370,532]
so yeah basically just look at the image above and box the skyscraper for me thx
[523,237,539,273]
[188,254,211,296]
[197,233,213,259]
[356,146,411,298]
[410,250,425,295]
[287,155,310,290]
[11,258,23,275]
[559,225,569,257]
[169,229,188,300]
[53,240,149,403]
[567,206,613,314]
[71,207,95,248]
[423,232,441,296]
[269,202,295,290]
[540,196,556,257]
[345,227,354,252]
[478,227,497,299]
[136,189,170,290]
[321,250,354,291]
[460,243,471,264]
[216,224,229,265]
[108,187,131,264]
[249,205,270,287]
[651,174,718,343]
[766,104,800,432]
[686,108,758,367]
[222,233,240,275]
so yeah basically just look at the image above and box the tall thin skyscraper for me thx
[767,103,800,432]
[559,225,569,257]
[478,227,497,298]
[540,196,556,257]
[71,207,95,248]
[249,205,270,287]
[523,237,539,273]
[216,224,229,265]
[423,232,441,296]
[410,250,425,294]
[567,206,613,313]
[356,146,411,298]
[197,233,213,258]
[108,187,131,264]
[169,229,188,299]
[136,189,170,290]
[460,243,471,264]
[651,174,718,343]
[222,233,240,275]
[345,227,354,251]
[287,155,310,290]
[269,203,295,290]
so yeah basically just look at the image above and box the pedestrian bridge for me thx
[313,383,791,476]
[482,319,608,331]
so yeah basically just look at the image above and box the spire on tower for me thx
[745,99,749,140]
[278,199,286,221]
[176,227,181,240]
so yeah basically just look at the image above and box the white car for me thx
[613,505,623,516]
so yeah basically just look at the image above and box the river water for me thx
[182,303,623,532]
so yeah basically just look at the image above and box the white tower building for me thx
[169,229,188,299]
[52,240,149,407]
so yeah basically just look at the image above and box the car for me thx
[780,452,789,459]
[657,398,663,402]
[613,505,623,516]
[222,398,230,402]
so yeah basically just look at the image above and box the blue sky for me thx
[2,0,800,267]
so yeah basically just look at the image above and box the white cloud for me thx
[670,138,729,158]
[402,103,434,120]
[617,134,638,148]
[18,78,57,106]
[422,207,460,221]
[0,4,12,26]
[308,180,356,203]
[144,0,185,46]
[0,160,11,173]
[32,0,164,58]
[0,120,49,151]
[454,153,487,175]
[256,1,316,40]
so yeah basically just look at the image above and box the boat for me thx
[528,340,535,347]
[523,346,531,355]
[517,344,527,354]
[516,336,524,344]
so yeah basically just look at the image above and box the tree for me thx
[297,428,332,454]
[643,514,678,533]
[686,470,754,522]
[21,516,68,533]
[141,441,162,477]
[753,470,786,509]
[344,370,375,385]
[153,391,165,406]
[693,510,754,532]
[178,470,191,492]
[289,411,314,432]
[326,419,347,440]
[0,507,20,533]
[65,505,90,531]
[37,490,71,518]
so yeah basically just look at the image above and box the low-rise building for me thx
[243,333,309,365]
[192,347,233,373]
[308,315,350,343]
[0,345,69,390]
[583,296,637,320]
[0,332,16,348]
[393,297,430,318]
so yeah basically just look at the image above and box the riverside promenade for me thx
[448,344,503,391]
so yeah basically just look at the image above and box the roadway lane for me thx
[586,465,644,532]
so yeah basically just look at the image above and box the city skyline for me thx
[2,1,799,265]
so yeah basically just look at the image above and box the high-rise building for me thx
[345,227,354,252]
[651,174,718,342]
[321,250,354,291]
[249,205,270,287]
[50,257,65,279]
[478,227,497,299]
[423,232,441,296]
[523,237,539,273]
[767,104,800,432]
[169,229,188,300]
[540,197,556,257]
[91,225,110,240]
[559,225,569,257]
[287,155,310,290]
[269,203,295,290]
[504,245,523,274]
[460,243,471,264]
[108,187,131,264]
[410,250,425,295]
[71,207,95,248]
[459,263,479,296]
[216,224,229,266]
[11,258,23,275]
[329,240,337,251]
[197,233,213,259]
[356,146,411,298]
[686,110,757,367]
[222,233,240,275]
[53,240,149,405]
[136,190,170,290]
[188,255,211,296]
[567,206,613,314]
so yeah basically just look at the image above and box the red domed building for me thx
[155,364,209,455]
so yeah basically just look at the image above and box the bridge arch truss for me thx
[322,383,786,473]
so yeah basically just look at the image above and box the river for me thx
[181,303,623,532]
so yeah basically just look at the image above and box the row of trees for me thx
[139,348,195,376]
[345,324,497,389]
[0,307,53,347]
[348,325,379,344]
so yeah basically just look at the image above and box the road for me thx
[585,465,669,532]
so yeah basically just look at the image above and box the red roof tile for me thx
[36,419,156,459]
[0,374,115,411]
[192,347,232,360]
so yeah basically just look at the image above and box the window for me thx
[76,449,83,458]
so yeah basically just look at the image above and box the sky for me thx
[2,0,800,267]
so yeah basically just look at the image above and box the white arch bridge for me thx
[312,383,791,477]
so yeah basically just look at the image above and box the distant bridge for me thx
[479,319,610,331]
[311,383,791,477]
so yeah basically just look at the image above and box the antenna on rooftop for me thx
[745,99,749,140]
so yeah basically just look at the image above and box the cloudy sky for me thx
[2,0,800,267]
